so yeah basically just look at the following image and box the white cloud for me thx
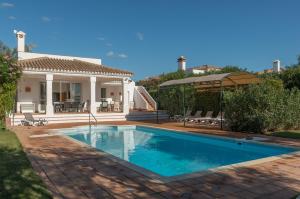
[106,51,114,57]
[106,51,127,58]
[0,2,14,7]
[96,37,105,41]
[8,16,16,20]
[41,16,51,22]
[136,32,144,41]
[118,53,128,58]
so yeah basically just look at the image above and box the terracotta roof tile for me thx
[15,57,133,76]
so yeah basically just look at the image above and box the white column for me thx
[90,76,96,114]
[122,78,129,114]
[46,74,54,116]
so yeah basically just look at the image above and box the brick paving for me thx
[10,121,300,199]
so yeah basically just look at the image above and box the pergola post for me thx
[219,81,224,130]
[183,84,186,127]
[156,87,160,124]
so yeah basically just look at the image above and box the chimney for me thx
[15,30,26,52]
[273,60,281,73]
[177,56,186,71]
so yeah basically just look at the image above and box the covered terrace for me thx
[158,72,261,128]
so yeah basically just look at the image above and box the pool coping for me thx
[43,124,300,183]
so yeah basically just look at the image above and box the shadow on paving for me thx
[0,145,52,199]
[23,136,300,199]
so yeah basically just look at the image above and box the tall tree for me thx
[0,40,35,58]
[0,41,22,128]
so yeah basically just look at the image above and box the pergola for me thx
[157,72,261,128]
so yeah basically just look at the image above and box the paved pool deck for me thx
[10,121,300,199]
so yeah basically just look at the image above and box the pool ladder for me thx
[88,111,98,127]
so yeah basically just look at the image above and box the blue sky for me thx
[1,0,300,80]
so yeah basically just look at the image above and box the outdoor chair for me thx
[178,110,192,122]
[170,110,192,122]
[196,111,214,124]
[186,110,202,122]
[113,101,120,112]
[211,112,225,125]
[101,101,109,112]
[78,102,86,112]
[21,113,48,126]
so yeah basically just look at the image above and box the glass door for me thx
[71,83,81,102]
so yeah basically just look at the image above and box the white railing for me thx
[88,111,98,127]
[133,87,148,110]
[136,86,157,110]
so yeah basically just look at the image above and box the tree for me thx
[220,65,247,73]
[224,79,300,133]
[0,40,35,58]
[0,55,21,128]
[280,65,300,90]
[0,41,12,56]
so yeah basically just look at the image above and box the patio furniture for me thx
[78,101,87,112]
[211,112,225,125]
[186,110,202,122]
[170,114,181,121]
[113,101,120,112]
[20,103,35,113]
[21,113,48,126]
[196,111,214,124]
[54,102,63,112]
[181,110,192,121]
[101,101,109,112]
[171,110,192,122]
[63,101,80,112]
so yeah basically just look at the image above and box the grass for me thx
[270,130,300,139]
[0,128,52,199]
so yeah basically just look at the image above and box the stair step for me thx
[140,93,154,110]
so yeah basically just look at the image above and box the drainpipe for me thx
[183,85,186,127]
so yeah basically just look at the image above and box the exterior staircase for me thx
[140,93,155,111]
[133,86,157,111]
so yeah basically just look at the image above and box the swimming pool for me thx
[60,125,297,177]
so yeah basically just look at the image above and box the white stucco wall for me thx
[128,81,135,102]
[133,87,148,110]
[17,76,42,112]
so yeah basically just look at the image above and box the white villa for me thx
[11,31,167,125]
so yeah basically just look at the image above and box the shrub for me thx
[0,55,21,128]
[158,85,196,116]
[280,65,300,90]
[224,79,300,133]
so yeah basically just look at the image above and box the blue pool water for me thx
[61,125,297,177]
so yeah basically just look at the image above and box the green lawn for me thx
[271,130,300,139]
[0,129,52,199]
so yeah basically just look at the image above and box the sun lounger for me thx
[195,111,214,124]
[181,110,193,121]
[21,113,48,126]
[170,110,192,122]
[211,112,225,125]
[186,110,202,122]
